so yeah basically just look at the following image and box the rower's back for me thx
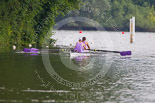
[74,42,84,53]
[82,37,90,49]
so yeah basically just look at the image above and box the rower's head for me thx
[82,37,86,41]
[79,38,82,42]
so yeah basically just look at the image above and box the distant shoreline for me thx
[55,26,155,32]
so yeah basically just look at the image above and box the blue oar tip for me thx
[120,52,126,56]
[126,51,132,55]
[120,51,132,56]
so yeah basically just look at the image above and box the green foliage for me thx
[60,0,155,31]
[0,0,81,48]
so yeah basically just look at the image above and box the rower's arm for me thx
[86,41,90,49]
[87,44,90,49]
[82,44,87,50]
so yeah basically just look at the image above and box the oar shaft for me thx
[90,49,120,53]
[90,49,132,56]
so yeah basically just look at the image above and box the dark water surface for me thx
[0,51,155,103]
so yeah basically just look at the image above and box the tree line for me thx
[59,0,155,31]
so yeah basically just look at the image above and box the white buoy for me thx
[91,41,94,44]
[29,44,32,48]
[13,45,16,50]
[53,44,56,47]
[46,46,49,48]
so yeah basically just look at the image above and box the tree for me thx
[0,0,81,48]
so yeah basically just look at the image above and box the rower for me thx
[74,38,87,53]
[82,37,90,50]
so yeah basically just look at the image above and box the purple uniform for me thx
[74,42,84,53]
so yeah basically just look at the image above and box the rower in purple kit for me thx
[82,37,90,50]
[74,38,87,53]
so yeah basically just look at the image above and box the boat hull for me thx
[70,51,101,58]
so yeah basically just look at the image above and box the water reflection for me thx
[72,56,90,67]
[0,52,155,103]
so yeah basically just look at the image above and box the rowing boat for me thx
[69,51,102,58]
[15,48,132,57]
[70,52,90,58]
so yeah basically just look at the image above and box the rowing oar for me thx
[89,49,132,56]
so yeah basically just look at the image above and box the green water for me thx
[0,51,155,103]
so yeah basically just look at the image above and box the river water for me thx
[0,31,155,103]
